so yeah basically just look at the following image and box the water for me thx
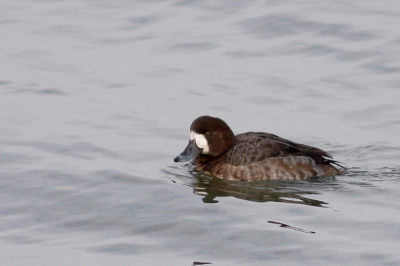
[1,0,400,265]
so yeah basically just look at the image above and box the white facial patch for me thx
[190,131,209,154]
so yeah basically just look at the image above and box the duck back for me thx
[198,132,343,181]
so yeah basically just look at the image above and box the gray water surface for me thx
[1,0,400,265]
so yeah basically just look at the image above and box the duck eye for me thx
[205,131,210,135]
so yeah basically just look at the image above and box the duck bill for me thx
[174,139,203,162]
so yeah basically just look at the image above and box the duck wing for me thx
[224,132,333,166]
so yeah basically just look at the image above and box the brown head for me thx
[174,116,236,162]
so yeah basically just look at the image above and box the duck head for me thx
[174,116,236,162]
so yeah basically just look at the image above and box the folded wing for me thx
[224,132,334,166]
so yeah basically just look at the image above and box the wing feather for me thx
[224,132,334,166]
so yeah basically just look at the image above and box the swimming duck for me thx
[174,115,344,181]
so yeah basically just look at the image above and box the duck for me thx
[174,115,345,181]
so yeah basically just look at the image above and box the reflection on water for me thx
[167,167,330,206]
[192,174,329,206]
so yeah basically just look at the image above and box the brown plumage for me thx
[174,116,345,181]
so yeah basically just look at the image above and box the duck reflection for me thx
[188,172,329,207]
